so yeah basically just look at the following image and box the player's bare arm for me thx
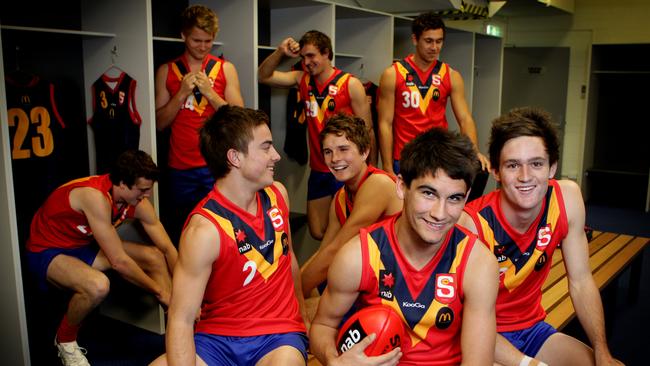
[155,64,196,131]
[310,237,401,366]
[560,180,621,365]
[73,188,168,305]
[135,198,178,274]
[166,214,219,366]
[449,69,489,171]
[460,242,498,366]
[378,67,397,175]
[222,61,244,107]
[301,175,399,295]
[257,37,303,88]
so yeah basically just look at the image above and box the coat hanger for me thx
[102,45,125,78]
[9,45,37,85]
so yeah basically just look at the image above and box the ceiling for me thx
[349,0,573,18]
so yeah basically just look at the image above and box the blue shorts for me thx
[500,321,557,357]
[169,167,215,207]
[393,159,400,174]
[26,244,100,291]
[307,170,343,200]
[194,332,308,366]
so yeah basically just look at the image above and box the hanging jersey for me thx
[89,72,141,174]
[357,215,476,365]
[5,75,67,240]
[166,54,227,170]
[363,81,380,149]
[298,69,353,172]
[191,184,306,337]
[463,180,569,332]
[27,175,137,253]
[392,56,452,160]
[333,165,395,226]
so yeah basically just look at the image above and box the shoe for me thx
[54,337,90,366]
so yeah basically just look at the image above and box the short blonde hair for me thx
[181,5,218,36]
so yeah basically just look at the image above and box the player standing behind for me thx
[378,12,489,176]
[459,107,623,366]
[301,113,401,298]
[311,128,498,366]
[151,106,309,366]
[155,5,244,242]
[258,30,374,241]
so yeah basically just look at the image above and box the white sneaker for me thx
[54,338,90,366]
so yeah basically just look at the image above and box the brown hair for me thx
[319,113,370,155]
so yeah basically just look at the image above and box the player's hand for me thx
[331,334,402,366]
[477,151,491,171]
[279,37,300,58]
[194,72,214,96]
[595,349,624,366]
[157,288,171,308]
[180,72,197,97]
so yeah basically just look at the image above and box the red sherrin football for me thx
[336,304,406,356]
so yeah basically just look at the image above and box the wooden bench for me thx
[543,231,649,329]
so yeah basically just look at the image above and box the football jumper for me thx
[333,165,395,225]
[5,75,67,239]
[27,175,136,253]
[298,68,353,173]
[89,72,141,173]
[392,55,452,160]
[463,180,569,332]
[357,215,476,365]
[165,54,227,170]
[191,185,306,337]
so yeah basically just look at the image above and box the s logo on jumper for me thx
[267,207,284,230]
[328,85,338,96]
[536,224,552,250]
[435,274,457,304]
[432,74,442,86]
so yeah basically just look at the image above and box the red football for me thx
[336,304,407,356]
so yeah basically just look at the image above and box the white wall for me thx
[501,0,650,185]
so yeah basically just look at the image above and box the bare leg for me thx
[47,254,111,327]
[256,345,305,366]
[535,332,595,366]
[149,353,208,366]
[307,196,332,240]
[122,241,172,297]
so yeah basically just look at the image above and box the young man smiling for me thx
[310,128,498,366]
[155,4,244,242]
[258,30,374,241]
[459,107,622,366]
[300,113,401,297]
[378,12,489,176]
[152,106,308,366]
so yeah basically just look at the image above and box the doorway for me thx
[501,47,570,177]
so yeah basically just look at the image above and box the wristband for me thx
[519,356,532,366]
